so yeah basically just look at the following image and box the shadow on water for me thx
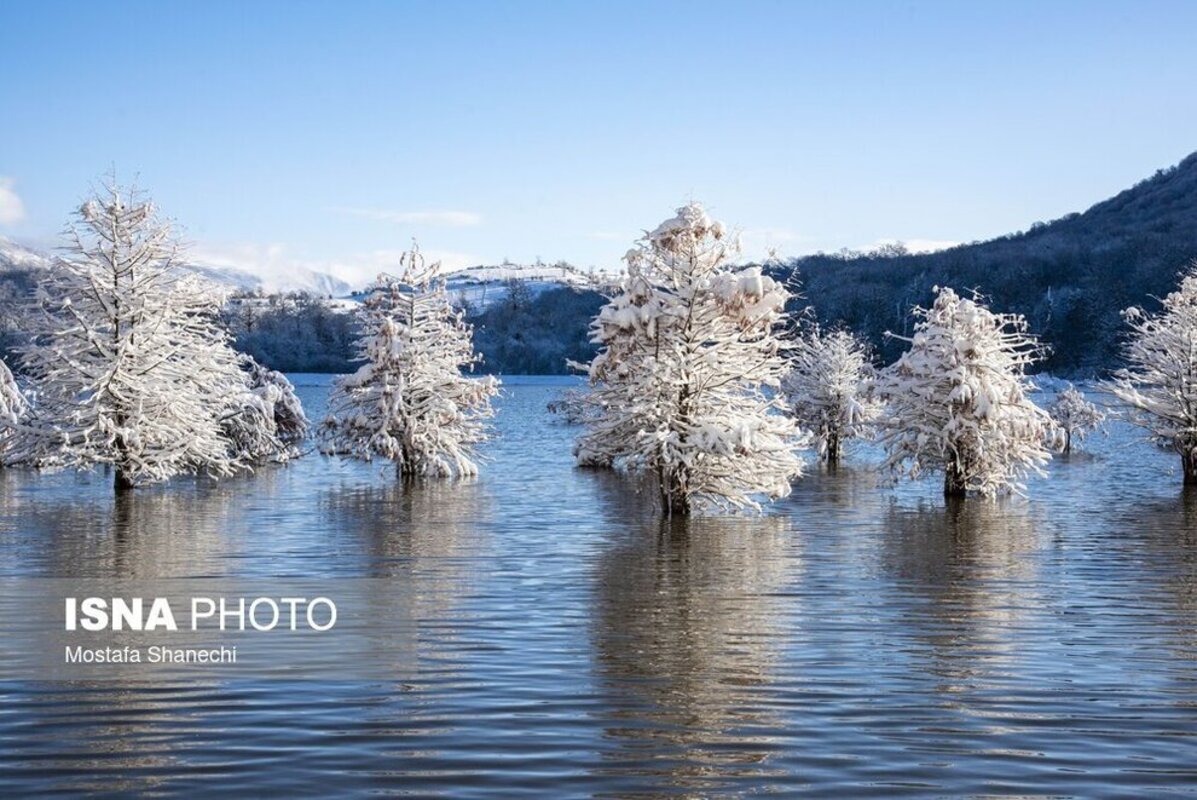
[317,478,493,683]
[318,477,492,577]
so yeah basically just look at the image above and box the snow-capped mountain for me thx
[182,262,267,292]
[0,236,352,296]
[185,260,353,296]
[0,236,52,273]
[1,237,606,304]
[271,267,353,297]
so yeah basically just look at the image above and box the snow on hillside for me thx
[181,257,353,296]
[0,236,52,272]
[2,236,609,309]
[184,262,265,292]
[447,263,600,287]
[440,262,613,309]
[0,236,351,296]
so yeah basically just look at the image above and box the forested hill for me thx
[785,151,1197,375]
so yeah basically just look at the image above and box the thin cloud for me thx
[0,178,26,225]
[334,207,483,227]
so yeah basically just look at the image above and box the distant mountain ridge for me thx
[0,237,605,304]
[0,237,52,273]
[784,150,1197,375]
[0,236,353,297]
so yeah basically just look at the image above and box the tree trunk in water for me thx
[398,439,423,479]
[826,433,840,470]
[113,425,133,492]
[944,463,967,498]
[658,464,670,512]
[660,465,690,516]
[1063,429,1072,455]
[665,492,690,516]
[398,456,424,481]
[1183,450,1197,485]
[114,468,135,492]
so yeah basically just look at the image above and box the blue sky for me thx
[2,0,1196,287]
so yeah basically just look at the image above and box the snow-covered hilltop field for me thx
[440,262,611,310]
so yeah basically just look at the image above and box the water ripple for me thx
[1,378,1195,796]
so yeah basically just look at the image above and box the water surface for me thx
[1,376,1195,797]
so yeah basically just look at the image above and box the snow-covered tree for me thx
[782,325,881,464]
[10,182,254,490]
[221,358,309,463]
[1048,384,1104,454]
[0,358,28,464]
[574,203,805,514]
[1105,266,1197,482]
[249,361,308,445]
[877,286,1053,498]
[320,246,499,478]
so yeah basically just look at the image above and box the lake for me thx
[1,375,1195,797]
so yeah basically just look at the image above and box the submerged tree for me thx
[575,203,805,513]
[10,182,262,490]
[1106,266,1197,482]
[782,325,881,465]
[546,387,595,425]
[222,358,309,463]
[877,286,1053,498]
[1048,384,1104,454]
[321,246,499,478]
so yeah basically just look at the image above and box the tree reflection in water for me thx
[0,468,292,795]
[1093,487,1197,661]
[318,477,491,640]
[879,498,1042,692]
[0,467,250,578]
[586,469,799,793]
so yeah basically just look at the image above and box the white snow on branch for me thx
[1104,264,1197,480]
[876,286,1053,497]
[782,325,881,462]
[8,181,304,488]
[575,203,807,513]
[321,244,500,478]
